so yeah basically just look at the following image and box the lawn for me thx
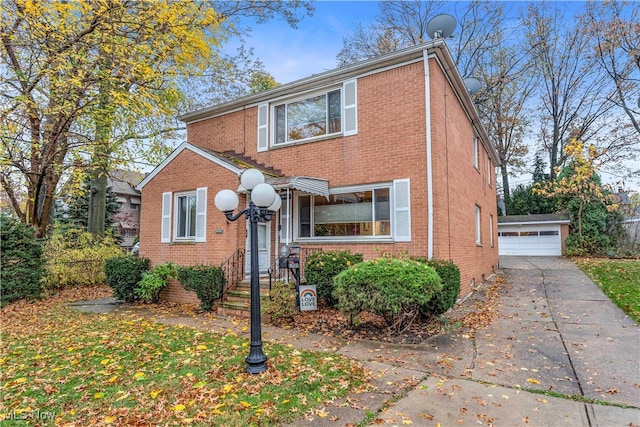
[0,286,368,426]
[574,258,640,322]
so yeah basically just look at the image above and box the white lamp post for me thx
[214,169,280,374]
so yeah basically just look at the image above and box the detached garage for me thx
[498,214,570,256]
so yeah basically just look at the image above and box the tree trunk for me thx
[500,165,511,214]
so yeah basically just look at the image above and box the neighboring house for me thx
[498,214,570,256]
[108,170,144,250]
[137,40,500,305]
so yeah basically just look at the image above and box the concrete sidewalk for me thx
[72,257,639,426]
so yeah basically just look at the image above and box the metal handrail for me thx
[220,248,245,300]
[268,247,323,293]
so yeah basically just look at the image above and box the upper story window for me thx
[274,90,341,144]
[473,135,479,170]
[257,79,357,152]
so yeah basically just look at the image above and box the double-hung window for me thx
[175,191,197,239]
[259,79,357,150]
[475,205,482,245]
[296,179,410,241]
[274,89,342,144]
[161,188,207,243]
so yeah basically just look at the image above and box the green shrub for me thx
[0,215,45,306]
[136,263,177,303]
[304,250,363,307]
[263,281,298,324]
[104,256,150,302]
[333,258,442,335]
[177,265,225,311]
[43,229,123,289]
[414,258,461,317]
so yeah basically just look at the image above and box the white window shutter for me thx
[195,187,207,242]
[257,104,268,152]
[393,179,411,242]
[343,79,357,136]
[161,192,172,243]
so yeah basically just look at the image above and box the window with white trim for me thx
[295,180,410,241]
[489,214,494,247]
[260,79,357,150]
[473,135,479,169]
[475,205,482,245]
[488,157,493,187]
[161,188,207,243]
[175,191,197,239]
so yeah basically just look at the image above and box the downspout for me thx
[423,49,434,259]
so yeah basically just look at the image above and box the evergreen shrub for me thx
[413,258,461,317]
[104,255,150,302]
[304,250,363,307]
[0,215,45,306]
[177,265,225,311]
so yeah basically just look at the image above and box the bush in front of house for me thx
[304,250,363,307]
[136,262,177,303]
[104,255,150,302]
[43,229,123,289]
[0,215,45,306]
[263,280,298,325]
[177,265,225,311]
[333,258,442,335]
[413,258,461,317]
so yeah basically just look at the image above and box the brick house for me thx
[137,40,500,306]
[108,170,143,251]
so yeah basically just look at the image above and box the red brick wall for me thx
[142,57,498,304]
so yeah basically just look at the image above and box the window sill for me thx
[270,132,345,150]
[171,240,196,245]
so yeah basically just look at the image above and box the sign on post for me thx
[298,285,317,311]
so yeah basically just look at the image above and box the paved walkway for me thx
[72,257,639,426]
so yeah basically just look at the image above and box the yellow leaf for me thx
[192,381,206,389]
[15,377,27,384]
[150,389,163,399]
[316,408,329,418]
[223,384,233,393]
[196,344,207,350]
[403,420,413,425]
[101,358,112,365]
[526,378,540,384]
[134,372,145,380]
[94,392,105,399]
[104,416,117,424]
[108,375,118,383]
[173,404,186,412]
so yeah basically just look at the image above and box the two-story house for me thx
[137,39,500,306]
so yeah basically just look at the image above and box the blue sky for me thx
[237,1,381,84]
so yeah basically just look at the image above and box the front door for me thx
[246,221,270,276]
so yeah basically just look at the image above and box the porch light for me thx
[213,168,280,374]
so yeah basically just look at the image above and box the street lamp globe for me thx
[251,182,277,208]
[267,194,282,212]
[214,189,239,212]
[241,168,265,190]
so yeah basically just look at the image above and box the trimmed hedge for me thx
[0,215,45,306]
[177,265,225,311]
[333,258,442,334]
[414,258,461,317]
[104,256,150,302]
[304,250,363,307]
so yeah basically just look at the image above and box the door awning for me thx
[238,176,329,198]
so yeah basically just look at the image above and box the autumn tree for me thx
[534,140,623,255]
[1,0,312,237]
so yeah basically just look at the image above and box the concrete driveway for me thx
[357,256,640,427]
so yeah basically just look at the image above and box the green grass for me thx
[574,258,640,322]
[1,300,367,426]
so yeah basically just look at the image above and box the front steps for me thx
[217,278,271,318]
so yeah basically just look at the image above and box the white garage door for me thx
[498,225,562,256]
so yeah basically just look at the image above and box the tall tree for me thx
[523,4,613,180]
[1,0,313,237]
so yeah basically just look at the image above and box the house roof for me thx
[108,170,144,196]
[136,142,329,197]
[498,213,570,225]
[178,39,500,166]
